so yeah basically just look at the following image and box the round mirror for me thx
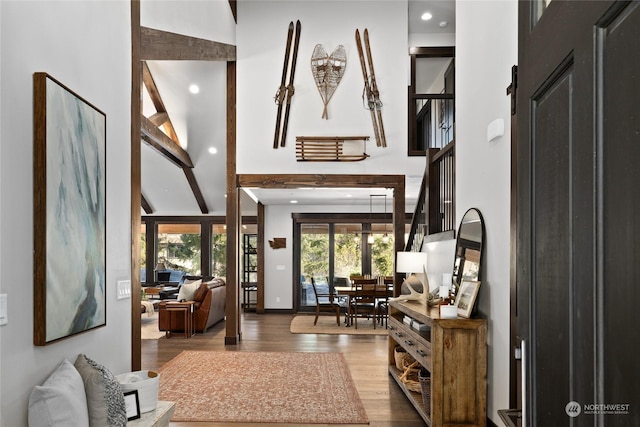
[452,208,485,287]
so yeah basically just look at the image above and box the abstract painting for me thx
[33,73,106,345]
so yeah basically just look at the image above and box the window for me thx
[294,213,408,312]
[140,223,146,281]
[157,223,201,276]
[408,47,455,156]
[211,223,227,277]
[141,216,256,285]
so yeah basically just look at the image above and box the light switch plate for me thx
[117,280,131,300]
[0,294,7,325]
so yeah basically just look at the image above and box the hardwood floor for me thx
[141,312,425,427]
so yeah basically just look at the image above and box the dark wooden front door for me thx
[516,1,640,425]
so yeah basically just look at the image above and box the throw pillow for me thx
[28,359,89,427]
[177,279,201,301]
[192,282,208,302]
[74,354,127,427]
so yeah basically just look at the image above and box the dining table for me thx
[335,284,394,327]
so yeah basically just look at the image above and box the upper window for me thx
[408,47,455,156]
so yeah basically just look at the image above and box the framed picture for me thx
[123,390,141,421]
[33,73,106,345]
[455,280,481,318]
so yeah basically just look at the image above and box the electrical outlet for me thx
[117,280,131,300]
[276,297,281,303]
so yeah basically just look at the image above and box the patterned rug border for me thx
[158,350,369,424]
[290,314,388,335]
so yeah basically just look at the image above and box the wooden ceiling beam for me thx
[141,27,236,61]
[140,61,210,215]
[228,0,237,23]
[183,167,209,214]
[142,62,181,145]
[237,174,405,189]
[141,193,153,214]
[147,112,169,128]
[140,115,193,168]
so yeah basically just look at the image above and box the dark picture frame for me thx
[123,390,141,421]
[33,73,107,345]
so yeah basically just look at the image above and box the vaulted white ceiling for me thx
[140,0,454,216]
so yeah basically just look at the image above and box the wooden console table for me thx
[388,300,487,426]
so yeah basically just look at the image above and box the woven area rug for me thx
[158,350,369,424]
[290,315,388,336]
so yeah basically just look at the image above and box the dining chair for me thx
[310,280,346,326]
[376,276,394,328]
[350,278,379,329]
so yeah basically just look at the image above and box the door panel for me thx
[517,1,639,425]
[531,65,573,424]
[601,2,640,421]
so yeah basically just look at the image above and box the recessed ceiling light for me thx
[346,194,353,198]
[421,12,433,21]
[439,21,448,28]
[290,200,298,204]
[189,84,200,94]
[208,147,218,154]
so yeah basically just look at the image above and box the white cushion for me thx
[28,359,89,427]
[177,279,201,301]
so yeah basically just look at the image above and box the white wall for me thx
[409,32,455,48]
[236,0,424,179]
[0,1,131,425]
[456,0,517,423]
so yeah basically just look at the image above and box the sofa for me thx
[158,278,226,334]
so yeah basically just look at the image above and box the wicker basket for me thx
[419,367,431,415]
[394,346,415,371]
[116,370,159,413]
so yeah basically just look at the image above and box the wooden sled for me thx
[295,136,370,162]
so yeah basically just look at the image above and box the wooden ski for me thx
[364,29,386,147]
[355,29,382,147]
[280,20,301,148]
[273,22,295,149]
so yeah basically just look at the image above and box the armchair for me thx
[158,279,226,334]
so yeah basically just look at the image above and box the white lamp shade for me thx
[396,251,428,274]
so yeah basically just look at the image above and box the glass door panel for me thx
[300,224,329,308]
[334,223,362,284]
[369,223,394,277]
[140,223,147,282]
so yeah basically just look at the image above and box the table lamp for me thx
[154,261,166,282]
[392,251,430,305]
